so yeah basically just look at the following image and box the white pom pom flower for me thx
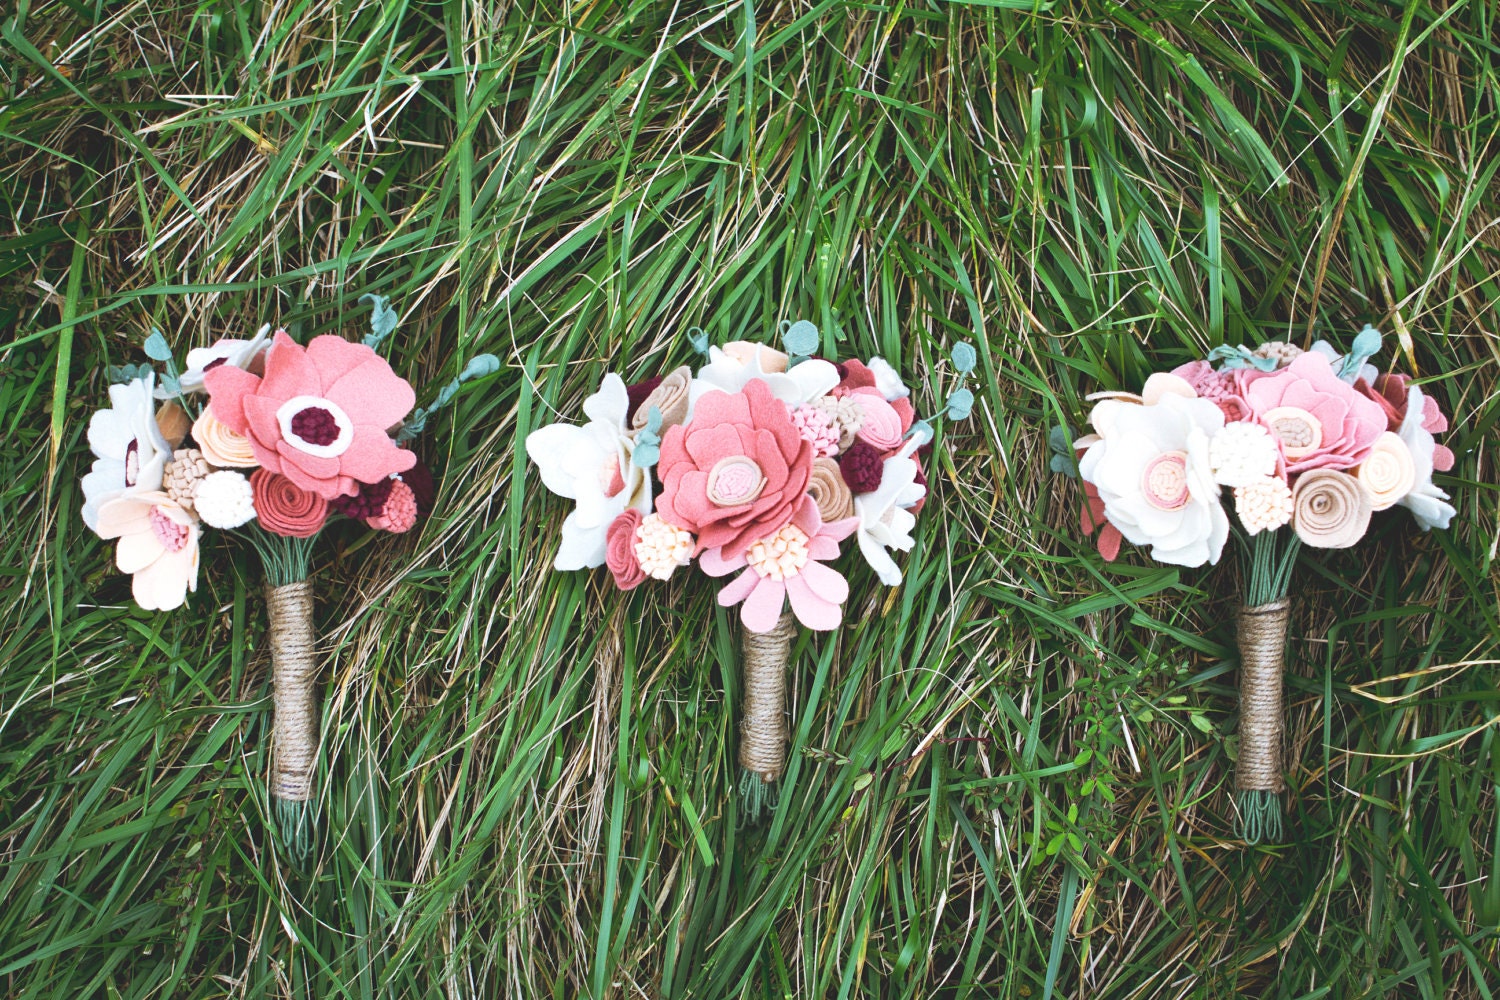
[1209,421,1280,487]
[193,471,257,529]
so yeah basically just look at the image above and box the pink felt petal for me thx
[819,516,860,544]
[691,388,751,429]
[792,497,822,537]
[658,424,690,472]
[325,357,416,430]
[700,546,749,577]
[242,396,285,455]
[1098,524,1123,561]
[259,331,321,401]
[1433,444,1455,472]
[891,396,915,434]
[716,567,761,606]
[305,335,376,392]
[202,366,262,434]
[785,576,842,631]
[685,423,747,467]
[741,576,789,633]
[807,534,841,561]
[797,559,849,605]
[276,442,343,498]
[337,426,417,485]
[745,380,800,456]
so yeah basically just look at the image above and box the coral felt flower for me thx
[1395,384,1457,531]
[252,469,329,538]
[203,331,417,500]
[156,323,271,397]
[1239,353,1387,474]
[82,374,172,532]
[853,451,926,585]
[94,491,200,610]
[701,499,860,632]
[526,374,653,570]
[1078,394,1229,567]
[656,379,815,560]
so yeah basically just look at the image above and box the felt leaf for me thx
[685,326,710,357]
[644,405,663,436]
[159,373,182,397]
[633,442,660,468]
[1048,424,1077,478]
[460,353,500,381]
[360,293,400,348]
[951,341,977,374]
[1340,324,1383,381]
[108,363,153,384]
[143,330,174,362]
[946,388,974,420]
[782,319,819,357]
[906,420,934,448]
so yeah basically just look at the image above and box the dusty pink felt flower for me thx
[1171,360,1251,421]
[1356,374,1454,471]
[701,499,860,632]
[204,331,416,500]
[1079,479,1123,561]
[605,509,647,591]
[1239,353,1387,474]
[656,378,814,559]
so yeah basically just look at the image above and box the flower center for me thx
[149,506,189,553]
[124,438,140,486]
[706,456,766,507]
[202,356,229,372]
[598,454,626,498]
[746,522,810,581]
[276,395,355,458]
[1141,451,1190,510]
[1263,405,1323,459]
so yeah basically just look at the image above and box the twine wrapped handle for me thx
[267,580,317,802]
[739,612,795,783]
[1235,598,1290,796]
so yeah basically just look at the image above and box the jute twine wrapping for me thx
[739,612,795,782]
[267,581,317,802]
[1235,598,1290,794]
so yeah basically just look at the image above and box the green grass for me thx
[2,0,1498,996]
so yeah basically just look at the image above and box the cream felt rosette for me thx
[1069,326,1459,842]
[81,301,495,858]
[527,321,975,819]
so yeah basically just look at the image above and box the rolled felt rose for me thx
[1291,468,1371,548]
[252,469,329,538]
[851,388,905,452]
[720,341,788,373]
[606,509,647,590]
[807,457,855,522]
[631,365,692,433]
[1355,431,1416,511]
[193,406,259,468]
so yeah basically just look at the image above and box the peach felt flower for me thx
[204,331,417,500]
[656,379,815,560]
[701,499,860,632]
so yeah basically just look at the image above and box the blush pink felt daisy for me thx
[204,331,417,500]
[700,499,860,632]
[656,378,814,560]
[1238,353,1387,475]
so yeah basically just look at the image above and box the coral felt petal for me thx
[338,427,417,484]
[276,443,345,498]
[202,366,262,434]
[740,577,788,633]
[684,424,744,467]
[305,335,377,391]
[259,331,321,401]
[325,357,417,430]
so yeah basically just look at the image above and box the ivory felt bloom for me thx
[81,374,173,532]
[94,491,200,611]
[1395,385,1457,531]
[701,500,860,632]
[157,324,271,397]
[204,331,417,500]
[853,450,926,586]
[525,374,653,570]
[689,347,840,410]
[1078,394,1230,567]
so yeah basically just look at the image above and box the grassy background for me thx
[2,0,1498,996]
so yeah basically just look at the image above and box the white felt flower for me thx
[688,346,839,412]
[1079,394,1229,567]
[526,374,653,570]
[154,323,271,397]
[193,471,257,529]
[81,374,172,533]
[94,491,200,610]
[1209,421,1280,487]
[853,447,927,585]
[866,357,911,401]
[1395,384,1456,531]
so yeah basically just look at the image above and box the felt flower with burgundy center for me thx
[204,331,417,500]
[656,379,815,560]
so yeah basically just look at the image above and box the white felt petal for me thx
[857,530,903,586]
[554,509,609,570]
[582,374,630,428]
[115,532,162,574]
[88,409,135,458]
[132,559,188,611]
[526,424,605,499]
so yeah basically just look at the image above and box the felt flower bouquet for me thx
[527,322,974,813]
[82,300,494,851]
[1072,327,1456,840]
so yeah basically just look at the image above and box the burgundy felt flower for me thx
[204,331,416,500]
[655,379,814,559]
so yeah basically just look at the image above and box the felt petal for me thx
[338,426,417,485]
[115,531,163,575]
[203,365,263,434]
[716,567,761,605]
[856,531,903,586]
[685,423,747,467]
[658,424,690,472]
[785,576,842,631]
[527,424,608,500]
[305,335,376,391]
[792,498,822,537]
[132,555,191,611]
[259,331,321,402]
[797,559,849,605]
[740,577,788,633]
[325,358,417,430]
[555,509,609,570]
[1432,444,1455,472]
[582,374,631,428]
[820,515,861,544]
[242,395,285,454]
[95,496,153,539]
[87,407,136,458]
[275,442,343,498]
[700,546,749,577]
[691,388,751,430]
[1098,524,1123,561]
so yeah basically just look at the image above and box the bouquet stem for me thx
[738,612,795,821]
[1235,530,1300,843]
